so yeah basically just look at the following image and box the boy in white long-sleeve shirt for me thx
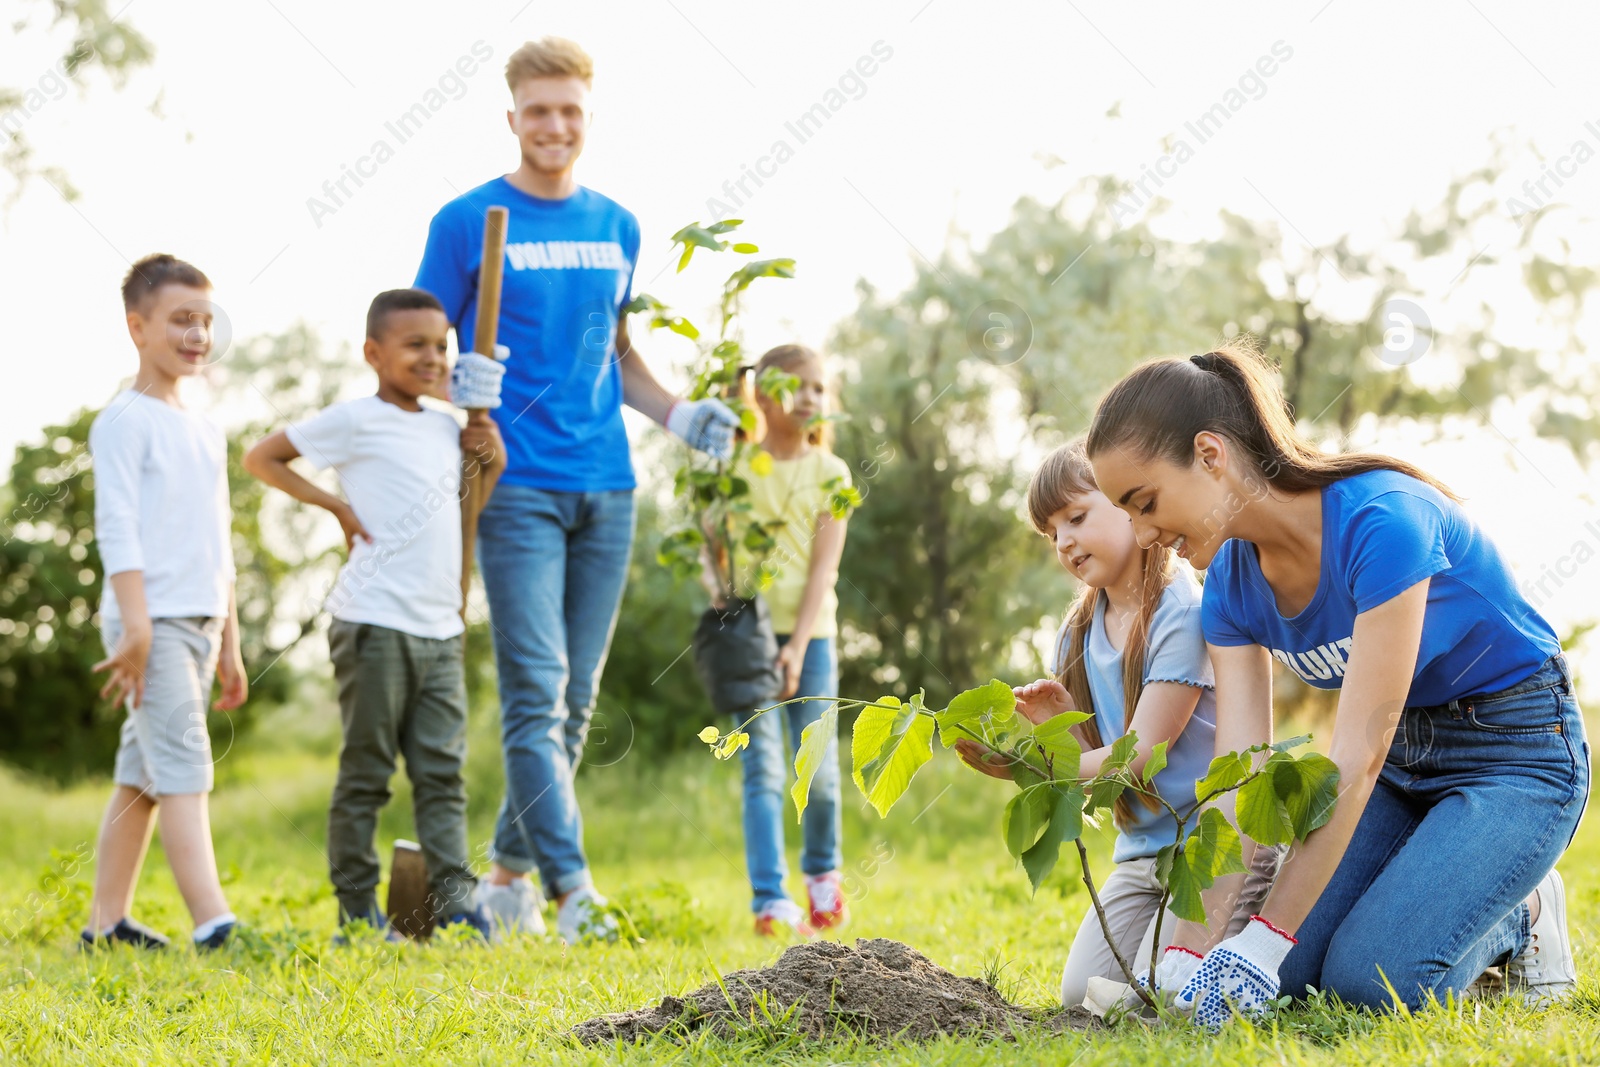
[83,254,246,951]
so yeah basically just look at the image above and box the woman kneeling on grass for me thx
[957,438,1282,1009]
[1084,339,1589,1024]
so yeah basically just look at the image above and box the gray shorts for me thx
[102,616,224,797]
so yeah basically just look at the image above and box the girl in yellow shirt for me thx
[735,344,852,937]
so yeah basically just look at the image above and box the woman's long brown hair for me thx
[1028,439,1173,824]
[1085,336,1458,500]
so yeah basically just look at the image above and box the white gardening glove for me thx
[665,397,739,460]
[1174,916,1296,1030]
[449,344,509,409]
[1137,945,1205,1001]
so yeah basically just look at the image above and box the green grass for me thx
[1,700,1598,1064]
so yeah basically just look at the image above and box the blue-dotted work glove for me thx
[1174,916,1296,1030]
[449,345,509,409]
[665,398,739,460]
[1137,945,1205,1002]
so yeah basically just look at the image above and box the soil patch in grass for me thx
[572,938,1094,1044]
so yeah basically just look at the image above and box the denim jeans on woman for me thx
[476,486,635,899]
[1279,655,1590,1009]
[737,634,842,911]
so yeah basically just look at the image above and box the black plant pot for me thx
[692,596,784,716]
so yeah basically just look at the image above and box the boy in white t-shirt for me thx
[84,253,245,952]
[244,289,505,939]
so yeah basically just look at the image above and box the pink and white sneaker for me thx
[805,871,848,930]
[754,898,816,939]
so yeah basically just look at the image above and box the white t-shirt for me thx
[90,389,235,622]
[287,396,465,640]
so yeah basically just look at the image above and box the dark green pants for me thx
[327,620,475,921]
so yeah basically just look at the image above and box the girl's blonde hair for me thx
[1027,438,1173,824]
[753,344,833,450]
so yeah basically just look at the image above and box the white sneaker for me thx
[556,885,618,945]
[474,878,546,942]
[1508,868,1576,1006]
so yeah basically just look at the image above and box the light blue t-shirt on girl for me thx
[1201,469,1560,707]
[1051,574,1218,863]
[414,178,642,492]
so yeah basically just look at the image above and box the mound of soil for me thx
[571,938,1094,1045]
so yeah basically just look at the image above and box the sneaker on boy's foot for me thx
[1508,868,1577,1006]
[557,886,619,945]
[79,916,170,951]
[804,871,848,930]
[474,878,547,941]
[439,907,493,943]
[193,919,237,952]
[754,899,816,939]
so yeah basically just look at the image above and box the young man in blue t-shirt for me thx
[414,36,735,944]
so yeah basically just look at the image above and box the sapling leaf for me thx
[731,242,759,253]
[1236,751,1340,845]
[1032,713,1088,778]
[1195,750,1251,801]
[1160,809,1245,923]
[1002,783,1053,858]
[1279,752,1340,839]
[666,317,701,340]
[1271,734,1313,753]
[1163,848,1208,923]
[790,705,838,823]
[1186,807,1246,880]
[1083,774,1127,816]
[852,697,936,817]
[727,258,797,293]
[1019,785,1084,892]
[1154,842,1176,887]
[1143,740,1169,784]
[1104,732,1139,773]
[749,451,774,477]
[935,679,1017,748]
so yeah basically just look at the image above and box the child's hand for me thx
[1013,678,1075,725]
[214,645,248,711]
[94,622,152,709]
[776,642,804,700]
[953,738,1017,780]
[462,419,507,477]
[333,502,373,553]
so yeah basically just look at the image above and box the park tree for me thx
[3,0,156,202]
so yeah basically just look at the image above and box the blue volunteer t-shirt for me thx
[1202,470,1560,707]
[1054,575,1218,863]
[414,178,641,491]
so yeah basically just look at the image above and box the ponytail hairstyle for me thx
[1028,439,1172,825]
[1086,336,1459,501]
[753,343,833,450]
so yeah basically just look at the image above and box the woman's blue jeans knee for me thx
[1279,655,1590,1010]
[737,635,842,912]
[477,486,635,899]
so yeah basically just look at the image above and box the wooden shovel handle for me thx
[460,205,509,622]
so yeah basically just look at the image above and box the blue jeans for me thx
[1280,655,1590,1009]
[738,635,843,911]
[477,486,635,898]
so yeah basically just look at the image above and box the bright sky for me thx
[6,0,1600,676]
